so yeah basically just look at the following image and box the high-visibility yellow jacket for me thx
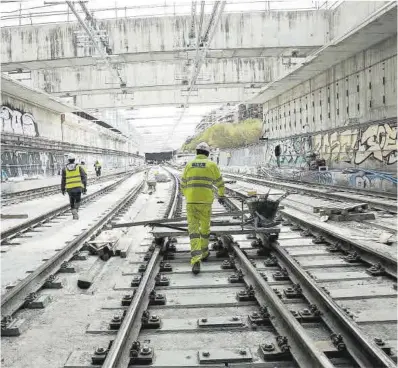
[94,162,101,168]
[181,154,225,204]
[61,163,87,191]
[81,165,87,174]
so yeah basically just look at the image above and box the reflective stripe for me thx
[214,176,223,183]
[185,183,213,190]
[186,176,214,182]
[189,233,200,239]
[200,234,210,239]
[67,180,83,184]
[191,250,202,257]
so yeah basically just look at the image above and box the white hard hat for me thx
[196,142,210,153]
[67,153,76,160]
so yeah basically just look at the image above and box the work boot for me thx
[71,209,79,220]
[192,262,201,275]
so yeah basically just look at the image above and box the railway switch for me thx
[155,273,170,286]
[149,289,166,305]
[237,285,256,301]
[141,311,161,329]
[129,341,154,365]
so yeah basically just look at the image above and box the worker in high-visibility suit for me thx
[94,160,102,177]
[80,161,87,175]
[181,142,225,274]
[61,153,87,220]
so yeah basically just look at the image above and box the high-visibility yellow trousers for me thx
[186,203,212,265]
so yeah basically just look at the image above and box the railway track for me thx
[223,172,397,214]
[2,167,396,368]
[1,170,142,246]
[1,174,146,320]
[1,169,138,207]
[60,168,395,368]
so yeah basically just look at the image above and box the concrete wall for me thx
[0,94,142,178]
[219,35,397,193]
[260,35,397,172]
[1,94,130,151]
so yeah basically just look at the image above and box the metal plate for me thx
[198,316,244,327]
[198,348,252,363]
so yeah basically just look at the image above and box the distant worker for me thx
[181,142,225,275]
[275,144,281,168]
[226,151,232,166]
[94,160,102,177]
[61,153,87,220]
[80,160,87,175]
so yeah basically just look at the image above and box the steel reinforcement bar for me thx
[1,179,145,317]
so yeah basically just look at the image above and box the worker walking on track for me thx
[181,142,225,275]
[94,160,102,177]
[80,160,87,175]
[61,153,87,220]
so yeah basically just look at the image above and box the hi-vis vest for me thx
[95,162,101,168]
[81,165,87,174]
[181,154,225,204]
[65,164,83,190]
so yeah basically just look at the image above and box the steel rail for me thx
[280,209,397,278]
[1,173,134,243]
[224,187,396,368]
[102,169,180,368]
[224,173,397,213]
[1,170,134,205]
[272,241,396,368]
[1,179,145,317]
[222,238,335,368]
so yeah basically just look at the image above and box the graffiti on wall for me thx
[0,105,39,137]
[264,122,397,169]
